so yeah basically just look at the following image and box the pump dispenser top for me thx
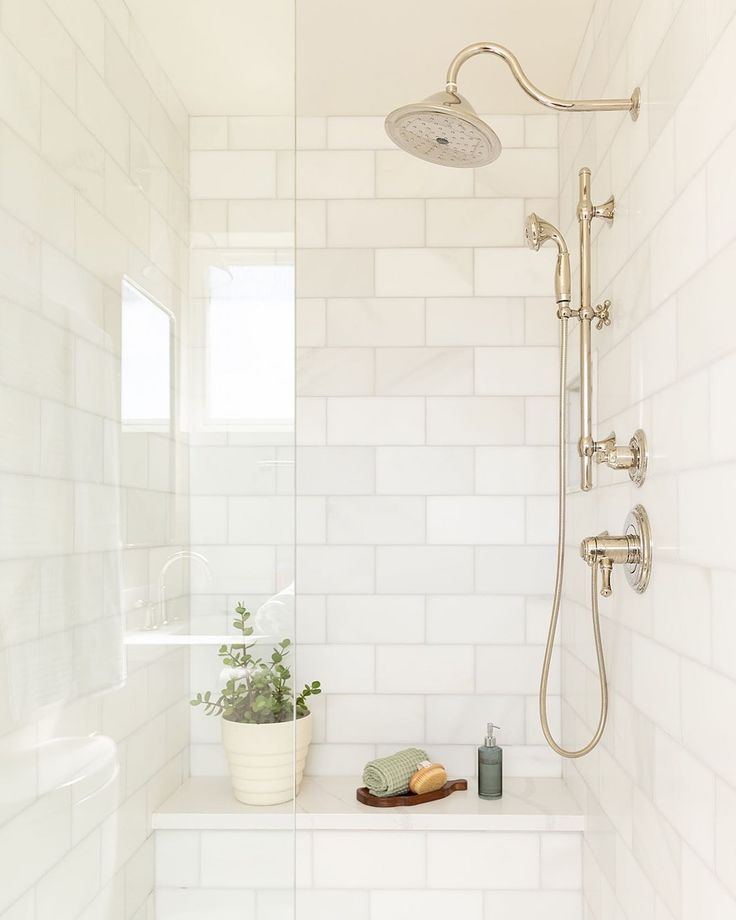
[485,722,500,746]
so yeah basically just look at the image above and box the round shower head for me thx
[385,90,501,168]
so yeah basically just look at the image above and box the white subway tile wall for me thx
[187,111,561,781]
[0,0,190,916]
[155,828,583,920]
[560,3,736,919]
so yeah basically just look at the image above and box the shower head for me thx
[524,212,571,306]
[384,90,501,168]
[385,42,639,167]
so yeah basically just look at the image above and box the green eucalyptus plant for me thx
[191,602,321,724]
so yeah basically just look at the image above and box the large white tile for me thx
[426,595,526,644]
[483,891,582,920]
[376,645,474,693]
[296,446,375,495]
[327,397,424,445]
[295,890,369,920]
[376,446,474,495]
[426,831,539,888]
[297,347,374,396]
[682,845,736,920]
[475,347,558,396]
[376,546,474,594]
[477,646,555,695]
[475,446,557,495]
[326,496,425,544]
[376,249,473,297]
[475,546,556,594]
[312,831,425,888]
[297,151,374,198]
[426,695,526,744]
[376,347,473,395]
[327,199,424,248]
[474,149,558,198]
[475,248,557,297]
[326,594,424,643]
[297,249,374,298]
[157,888,256,920]
[201,831,301,888]
[296,644,375,693]
[0,126,75,254]
[155,831,200,888]
[426,496,525,544]
[2,0,76,107]
[372,890,483,920]
[327,116,395,150]
[426,298,525,347]
[0,31,41,148]
[229,116,293,150]
[327,298,425,346]
[326,694,424,743]
[426,199,524,247]
[190,151,276,199]
[427,397,524,445]
[376,149,473,197]
[296,546,375,594]
[541,834,582,889]
[654,729,715,865]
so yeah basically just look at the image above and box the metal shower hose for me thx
[538,315,609,758]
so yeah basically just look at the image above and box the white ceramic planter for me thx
[221,713,312,806]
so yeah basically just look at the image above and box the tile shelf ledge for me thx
[153,775,584,832]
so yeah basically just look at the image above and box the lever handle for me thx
[598,559,613,597]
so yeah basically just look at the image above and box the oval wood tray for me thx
[356,779,468,807]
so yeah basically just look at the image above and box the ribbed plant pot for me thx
[221,713,312,806]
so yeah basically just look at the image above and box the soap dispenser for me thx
[478,722,503,799]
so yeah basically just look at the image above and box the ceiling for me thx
[126,0,597,117]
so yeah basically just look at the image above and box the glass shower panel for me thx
[0,0,297,916]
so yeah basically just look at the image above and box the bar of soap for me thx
[409,762,448,795]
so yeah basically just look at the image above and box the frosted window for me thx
[121,280,172,427]
[207,264,294,426]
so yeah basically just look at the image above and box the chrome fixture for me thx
[155,551,211,629]
[524,213,571,306]
[385,42,640,166]
[532,168,650,759]
[581,505,653,598]
[526,169,648,492]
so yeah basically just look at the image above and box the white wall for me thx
[156,826,583,920]
[186,115,297,776]
[292,114,562,778]
[559,1,736,918]
[185,112,566,780]
[0,0,191,915]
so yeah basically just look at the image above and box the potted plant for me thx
[191,602,321,805]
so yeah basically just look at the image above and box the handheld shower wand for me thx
[524,213,571,307]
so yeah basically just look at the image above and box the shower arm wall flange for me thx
[445,42,641,121]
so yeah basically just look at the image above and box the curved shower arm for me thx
[445,42,640,120]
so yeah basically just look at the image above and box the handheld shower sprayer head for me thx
[524,213,571,306]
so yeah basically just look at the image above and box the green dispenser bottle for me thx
[478,722,503,799]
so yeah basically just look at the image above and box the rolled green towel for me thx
[362,747,428,797]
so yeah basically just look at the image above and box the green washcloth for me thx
[362,747,428,797]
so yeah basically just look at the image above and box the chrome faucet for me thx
[155,551,211,629]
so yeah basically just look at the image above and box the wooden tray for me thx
[356,779,468,807]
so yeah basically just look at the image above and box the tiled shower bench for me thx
[154,776,583,919]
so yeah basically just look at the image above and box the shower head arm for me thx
[445,42,640,120]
